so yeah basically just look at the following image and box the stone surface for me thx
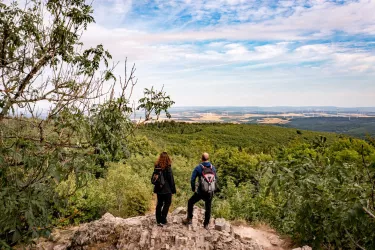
[301,246,312,250]
[214,218,226,231]
[292,246,313,250]
[268,235,280,246]
[172,216,182,224]
[171,207,187,216]
[23,206,310,250]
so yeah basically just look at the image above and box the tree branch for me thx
[363,206,375,220]
[0,51,54,120]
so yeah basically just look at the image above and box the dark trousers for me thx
[156,193,172,224]
[187,192,212,226]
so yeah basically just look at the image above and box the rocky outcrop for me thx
[31,207,262,250]
[28,207,311,250]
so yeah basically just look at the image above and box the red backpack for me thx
[198,164,216,195]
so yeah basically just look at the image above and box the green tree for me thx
[267,138,375,249]
[0,0,114,120]
[137,86,175,121]
[0,1,174,247]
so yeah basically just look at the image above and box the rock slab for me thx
[28,207,262,250]
[25,207,311,250]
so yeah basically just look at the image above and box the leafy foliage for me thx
[264,139,375,249]
[0,0,114,119]
[138,122,375,249]
[0,1,175,247]
[89,98,133,162]
[137,86,175,121]
[53,162,153,225]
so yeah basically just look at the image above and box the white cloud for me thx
[82,23,375,74]
[111,0,133,14]
[4,0,374,106]
[79,0,375,106]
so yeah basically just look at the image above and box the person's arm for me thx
[190,166,199,192]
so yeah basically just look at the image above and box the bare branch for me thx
[363,206,375,220]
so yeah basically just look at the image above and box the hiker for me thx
[183,152,218,229]
[151,152,176,227]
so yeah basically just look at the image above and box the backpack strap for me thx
[154,166,163,174]
[200,164,215,183]
[200,164,212,169]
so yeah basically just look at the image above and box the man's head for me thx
[201,152,209,162]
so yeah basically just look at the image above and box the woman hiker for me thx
[152,152,176,226]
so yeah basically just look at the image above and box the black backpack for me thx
[198,164,216,195]
[151,167,165,188]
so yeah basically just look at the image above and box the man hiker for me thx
[183,152,218,229]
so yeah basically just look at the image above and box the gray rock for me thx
[224,221,232,233]
[176,236,188,245]
[53,244,68,250]
[267,235,280,246]
[152,227,161,239]
[215,218,226,231]
[302,246,312,250]
[102,212,115,220]
[139,230,149,248]
[172,207,187,216]
[214,218,231,233]
[234,232,241,240]
[293,247,312,250]
[27,207,264,250]
[172,216,182,224]
[224,237,233,243]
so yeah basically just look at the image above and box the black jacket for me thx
[153,166,176,194]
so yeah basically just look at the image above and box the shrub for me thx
[54,162,152,225]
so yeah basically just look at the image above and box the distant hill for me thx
[281,117,375,138]
[168,106,375,113]
[157,106,375,138]
[138,122,339,154]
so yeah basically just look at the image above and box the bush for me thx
[102,163,152,217]
[54,162,152,225]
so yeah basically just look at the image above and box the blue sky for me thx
[82,0,375,106]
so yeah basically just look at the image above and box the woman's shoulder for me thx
[154,165,162,170]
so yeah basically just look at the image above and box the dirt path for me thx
[233,224,291,250]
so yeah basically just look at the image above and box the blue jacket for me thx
[191,161,217,193]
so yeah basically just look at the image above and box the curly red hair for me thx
[155,152,172,169]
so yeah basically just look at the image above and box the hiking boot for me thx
[203,224,209,230]
[157,223,164,227]
[182,218,192,225]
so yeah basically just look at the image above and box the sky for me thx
[72,1,375,106]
